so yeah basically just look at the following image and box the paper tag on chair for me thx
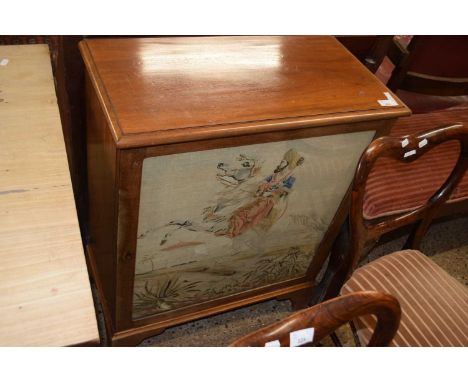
[290,328,315,347]
[404,149,417,158]
[265,340,281,347]
[418,138,428,148]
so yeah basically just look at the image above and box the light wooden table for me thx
[0,44,99,346]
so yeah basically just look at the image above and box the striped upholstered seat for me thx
[341,250,468,346]
[363,108,468,219]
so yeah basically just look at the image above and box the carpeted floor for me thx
[92,216,468,346]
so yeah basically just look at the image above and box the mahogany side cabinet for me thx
[80,36,410,346]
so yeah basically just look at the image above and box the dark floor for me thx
[92,216,468,346]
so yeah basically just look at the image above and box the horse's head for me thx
[216,154,261,186]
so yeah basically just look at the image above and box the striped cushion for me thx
[341,250,468,346]
[363,108,468,219]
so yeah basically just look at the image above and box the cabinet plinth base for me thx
[85,245,316,346]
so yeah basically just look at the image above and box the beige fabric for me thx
[133,131,374,319]
[341,250,468,346]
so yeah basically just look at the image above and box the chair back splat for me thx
[349,123,468,272]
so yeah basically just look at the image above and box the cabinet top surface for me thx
[0,45,99,346]
[81,36,410,147]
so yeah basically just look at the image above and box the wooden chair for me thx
[387,36,468,113]
[363,113,468,230]
[230,291,401,347]
[313,123,468,302]
[362,37,468,248]
[339,124,468,346]
[388,36,468,96]
[336,36,393,73]
[353,123,468,261]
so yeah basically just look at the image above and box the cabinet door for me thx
[132,130,374,320]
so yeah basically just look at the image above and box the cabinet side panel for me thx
[85,72,117,323]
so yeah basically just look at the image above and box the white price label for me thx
[418,138,428,148]
[290,327,314,347]
[378,92,398,107]
[404,149,417,158]
[265,340,281,347]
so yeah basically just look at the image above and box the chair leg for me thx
[349,321,362,347]
[310,222,350,305]
[329,332,343,347]
[404,218,432,250]
[310,221,379,305]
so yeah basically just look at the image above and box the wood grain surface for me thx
[80,36,410,148]
[229,290,401,347]
[0,45,99,346]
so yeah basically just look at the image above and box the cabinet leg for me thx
[288,290,313,311]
